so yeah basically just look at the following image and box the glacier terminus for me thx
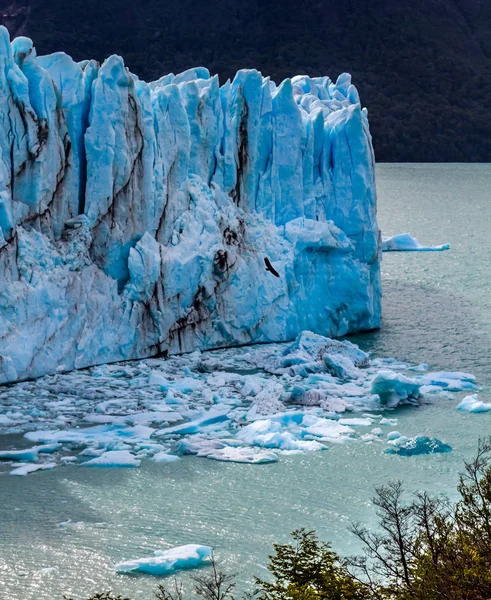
[0,27,380,384]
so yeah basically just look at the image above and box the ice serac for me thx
[0,27,381,384]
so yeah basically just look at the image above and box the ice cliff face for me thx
[0,26,380,384]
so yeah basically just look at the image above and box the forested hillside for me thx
[1,0,491,161]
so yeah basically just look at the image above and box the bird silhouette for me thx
[264,257,280,278]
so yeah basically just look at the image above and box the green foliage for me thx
[254,529,367,600]
[348,437,491,600]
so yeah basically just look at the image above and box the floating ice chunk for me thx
[149,372,202,394]
[386,436,452,456]
[417,371,477,391]
[0,415,15,426]
[338,417,373,427]
[380,418,398,426]
[371,371,421,407]
[202,446,278,464]
[82,450,141,468]
[387,431,402,441]
[39,567,57,574]
[156,408,231,436]
[0,443,61,462]
[236,419,324,451]
[152,452,181,463]
[57,520,85,529]
[303,418,354,442]
[457,395,491,413]
[381,233,450,252]
[10,462,57,476]
[60,456,78,463]
[115,544,212,576]
[25,424,154,445]
[264,331,370,377]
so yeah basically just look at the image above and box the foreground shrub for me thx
[348,438,491,599]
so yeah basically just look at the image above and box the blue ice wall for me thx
[0,27,380,383]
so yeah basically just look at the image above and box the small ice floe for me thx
[26,424,154,445]
[381,233,450,252]
[457,395,491,413]
[236,419,325,452]
[370,371,421,407]
[155,408,231,436]
[386,436,452,456]
[176,438,278,464]
[10,462,57,476]
[416,371,477,392]
[115,544,212,576]
[380,418,398,426]
[38,567,57,575]
[338,417,373,427]
[0,443,60,462]
[202,446,278,464]
[152,452,181,463]
[57,520,85,529]
[81,450,141,468]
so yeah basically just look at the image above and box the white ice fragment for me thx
[457,395,491,413]
[152,452,181,463]
[201,446,278,464]
[381,233,450,252]
[417,371,477,392]
[115,544,212,576]
[156,408,231,436]
[371,371,421,407]
[10,462,56,476]
[338,417,373,427]
[82,450,141,468]
[380,418,398,426]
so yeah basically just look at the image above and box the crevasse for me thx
[0,27,380,384]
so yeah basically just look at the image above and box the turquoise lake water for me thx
[0,163,490,600]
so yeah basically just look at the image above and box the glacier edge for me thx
[0,26,381,384]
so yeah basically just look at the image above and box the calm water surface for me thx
[0,164,490,600]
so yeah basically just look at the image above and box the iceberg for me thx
[9,462,57,476]
[0,27,380,384]
[0,443,60,462]
[81,450,141,468]
[457,395,491,413]
[381,233,450,252]
[115,544,212,576]
[370,370,421,407]
[386,436,452,456]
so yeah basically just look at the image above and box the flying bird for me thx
[264,257,280,278]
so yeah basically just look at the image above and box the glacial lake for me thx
[1,163,490,600]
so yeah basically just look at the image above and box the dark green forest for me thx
[1,0,491,162]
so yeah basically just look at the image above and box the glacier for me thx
[0,26,380,384]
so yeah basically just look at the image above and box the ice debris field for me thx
[0,331,483,476]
